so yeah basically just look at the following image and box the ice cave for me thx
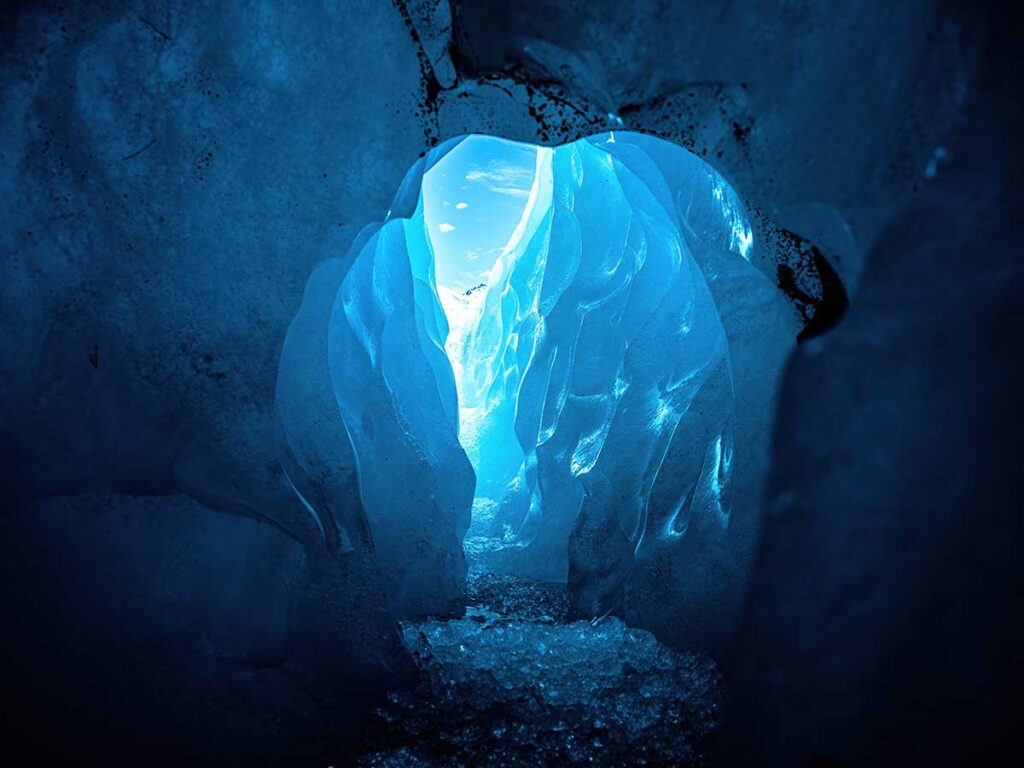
[7,4,1018,764]
[323,131,793,619]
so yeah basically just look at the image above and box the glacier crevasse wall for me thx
[281,131,796,625]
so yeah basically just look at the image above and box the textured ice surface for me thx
[438,135,736,598]
[356,573,721,766]
[327,216,474,617]
[285,131,788,618]
[622,236,797,649]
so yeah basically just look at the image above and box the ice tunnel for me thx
[279,131,796,619]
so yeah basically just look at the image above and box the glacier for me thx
[278,131,795,620]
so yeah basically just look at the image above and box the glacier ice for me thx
[278,130,795,620]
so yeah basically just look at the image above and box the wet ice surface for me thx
[356,570,722,766]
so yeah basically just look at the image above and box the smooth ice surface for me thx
[317,131,783,617]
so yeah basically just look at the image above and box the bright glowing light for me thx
[423,136,548,503]
[413,132,745,560]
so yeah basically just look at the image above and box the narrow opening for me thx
[421,136,548,552]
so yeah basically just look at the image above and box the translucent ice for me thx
[421,134,743,599]
[280,131,793,619]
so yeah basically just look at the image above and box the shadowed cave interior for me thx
[2,2,1021,765]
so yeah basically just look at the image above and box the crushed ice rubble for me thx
[357,574,722,766]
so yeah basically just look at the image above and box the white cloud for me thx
[463,245,504,262]
[455,202,469,210]
[437,223,456,233]
[465,159,534,197]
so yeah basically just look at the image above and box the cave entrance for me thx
[317,130,769,615]
[421,136,552,555]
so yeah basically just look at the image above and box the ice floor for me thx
[355,550,722,766]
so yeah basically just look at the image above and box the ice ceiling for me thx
[304,131,782,617]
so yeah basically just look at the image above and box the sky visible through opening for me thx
[423,136,537,348]
[422,136,540,522]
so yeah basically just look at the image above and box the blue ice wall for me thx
[327,217,473,617]
[289,131,793,621]
[466,136,738,597]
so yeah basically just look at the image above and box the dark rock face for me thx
[728,11,1024,763]
[0,494,414,765]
